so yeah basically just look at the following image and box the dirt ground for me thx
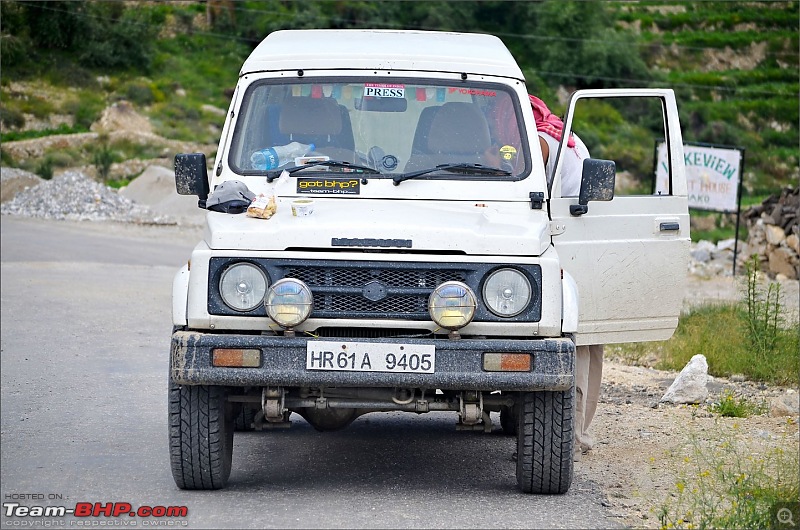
[579,275,800,528]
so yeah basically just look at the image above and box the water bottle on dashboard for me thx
[250,142,315,170]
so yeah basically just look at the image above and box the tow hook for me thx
[457,392,492,433]
[253,386,291,430]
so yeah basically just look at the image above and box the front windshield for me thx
[229,78,529,179]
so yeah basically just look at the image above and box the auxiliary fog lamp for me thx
[428,281,477,336]
[265,278,313,330]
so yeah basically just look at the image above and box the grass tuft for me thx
[658,430,799,529]
[709,390,763,418]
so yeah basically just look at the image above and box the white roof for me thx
[241,29,524,80]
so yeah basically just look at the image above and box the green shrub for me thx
[1,148,16,167]
[63,93,105,130]
[741,256,785,358]
[0,106,25,129]
[0,32,29,68]
[123,81,156,106]
[709,390,763,418]
[48,151,77,168]
[91,137,118,182]
[35,157,54,180]
[1,124,88,143]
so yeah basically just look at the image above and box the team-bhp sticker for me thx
[297,178,361,195]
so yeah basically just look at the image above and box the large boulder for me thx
[660,354,709,404]
[91,100,153,135]
[1,167,43,203]
[118,165,205,225]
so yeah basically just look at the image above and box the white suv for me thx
[170,29,690,494]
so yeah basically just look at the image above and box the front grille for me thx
[325,294,423,314]
[285,264,470,319]
[313,327,436,339]
[208,258,542,323]
[286,267,467,289]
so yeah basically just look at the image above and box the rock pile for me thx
[0,170,174,224]
[689,187,799,280]
[743,187,799,280]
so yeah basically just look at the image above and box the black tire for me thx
[169,381,234,490]
[234,405,256,432]
[515,388,574,494]
[500,402,517,435]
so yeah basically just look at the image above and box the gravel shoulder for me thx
[580,359,799,528]
[583,275,799,528]
[578,272,799,528]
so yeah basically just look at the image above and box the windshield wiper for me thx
[393,163,511,185]
[265,160,382,182]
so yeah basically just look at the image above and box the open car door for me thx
[549,89,690,345]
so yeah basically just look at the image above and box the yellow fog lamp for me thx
[265,278,313,330]
[428,282,477,337]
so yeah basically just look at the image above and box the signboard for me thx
[655,142,743,212]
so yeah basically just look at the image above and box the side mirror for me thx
[174,153,210,209]
[570,158,616,216]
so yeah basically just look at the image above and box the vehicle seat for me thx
[404,102,492,172]
[278,97,355,161]
[410,105,440,155]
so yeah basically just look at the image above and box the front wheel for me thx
[168,381,234,489]
[515,388,574,494]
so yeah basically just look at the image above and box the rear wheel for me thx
[500,401,517,435]
[515,388,574,494]
[168,381,234,490]
[234,405,256,431]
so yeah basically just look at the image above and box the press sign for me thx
[364,83,405,98]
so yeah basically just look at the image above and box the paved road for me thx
[1,216,620,529]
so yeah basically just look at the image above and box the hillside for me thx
[1,1,797,207]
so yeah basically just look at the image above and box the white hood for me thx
[204,197,550,256]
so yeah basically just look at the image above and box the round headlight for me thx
[428,281,477,330]
[265,278,313,328]
[483,268,532,317]
[219,263,268,312]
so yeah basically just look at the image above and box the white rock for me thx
[691,241,716,263]
[769,393,800,417]
[765,224,786,246]
[717,238,740,251]
[787,234,800,254]
[660,354,709,404]
[768,247,798,279]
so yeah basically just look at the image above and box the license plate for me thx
[306,341,435,373]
